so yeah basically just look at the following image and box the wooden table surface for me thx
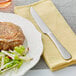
[13,0,76,70]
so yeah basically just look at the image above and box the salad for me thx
[0,45,32,74]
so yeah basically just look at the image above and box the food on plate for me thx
[0,22,32,74]
[0,22,25,50]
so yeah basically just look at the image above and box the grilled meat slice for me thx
[0,22,25,50]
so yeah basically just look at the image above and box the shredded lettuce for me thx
[5,60,23,69]
[14,45,25,55]
[0,52,4,57]
[0,45,32,74]
[4,57,12,64]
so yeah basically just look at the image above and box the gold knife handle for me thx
[47,32,72,60]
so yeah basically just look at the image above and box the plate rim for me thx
[0,12,43,76]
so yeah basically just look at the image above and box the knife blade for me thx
[30,7,72,60]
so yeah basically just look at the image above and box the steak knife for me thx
[30,7,72,60]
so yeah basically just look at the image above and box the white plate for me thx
[0,12,43,76]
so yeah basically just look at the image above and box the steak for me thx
[0,22,25,50]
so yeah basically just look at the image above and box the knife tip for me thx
[30,7,32,12]
[30,7,33,9]
[30,7,35,14]
[30,7,33,10]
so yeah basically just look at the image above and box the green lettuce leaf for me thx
[14,45,25,55]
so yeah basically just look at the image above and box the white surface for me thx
[25,66,76,76]
[0,12,43,76]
